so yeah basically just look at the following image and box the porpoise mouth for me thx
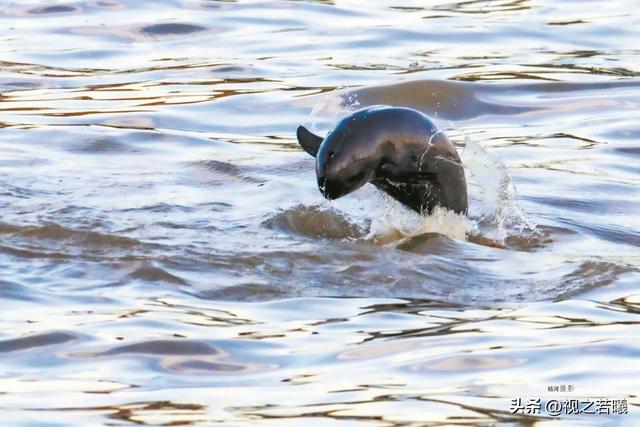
[318,176,352,200]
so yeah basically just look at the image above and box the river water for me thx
[0,1,639,425]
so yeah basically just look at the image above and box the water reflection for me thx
[0,332,78,353]
[433,0,532,14]
[1,288,639,424]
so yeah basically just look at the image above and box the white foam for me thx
[367,204,474,243]
[328,186,473,244]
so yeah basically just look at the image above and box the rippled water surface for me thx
[1,1,639,425]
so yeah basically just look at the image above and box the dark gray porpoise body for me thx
[296,106,468,215]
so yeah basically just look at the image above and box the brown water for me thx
[1,1,639,425]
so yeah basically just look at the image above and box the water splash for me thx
[305,87,359,134]
[460,135,537,242]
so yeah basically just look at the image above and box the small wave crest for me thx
[267,190,473,244]
[263,204,367,240]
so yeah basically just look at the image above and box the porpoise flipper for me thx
[372,174,442,215]
[296,125,323,158]
[374,157,467,215]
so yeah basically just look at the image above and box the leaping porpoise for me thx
[296,106,468,215]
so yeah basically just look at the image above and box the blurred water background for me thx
[0,0,639,425]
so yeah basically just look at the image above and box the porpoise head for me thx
[314,109,385,199]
